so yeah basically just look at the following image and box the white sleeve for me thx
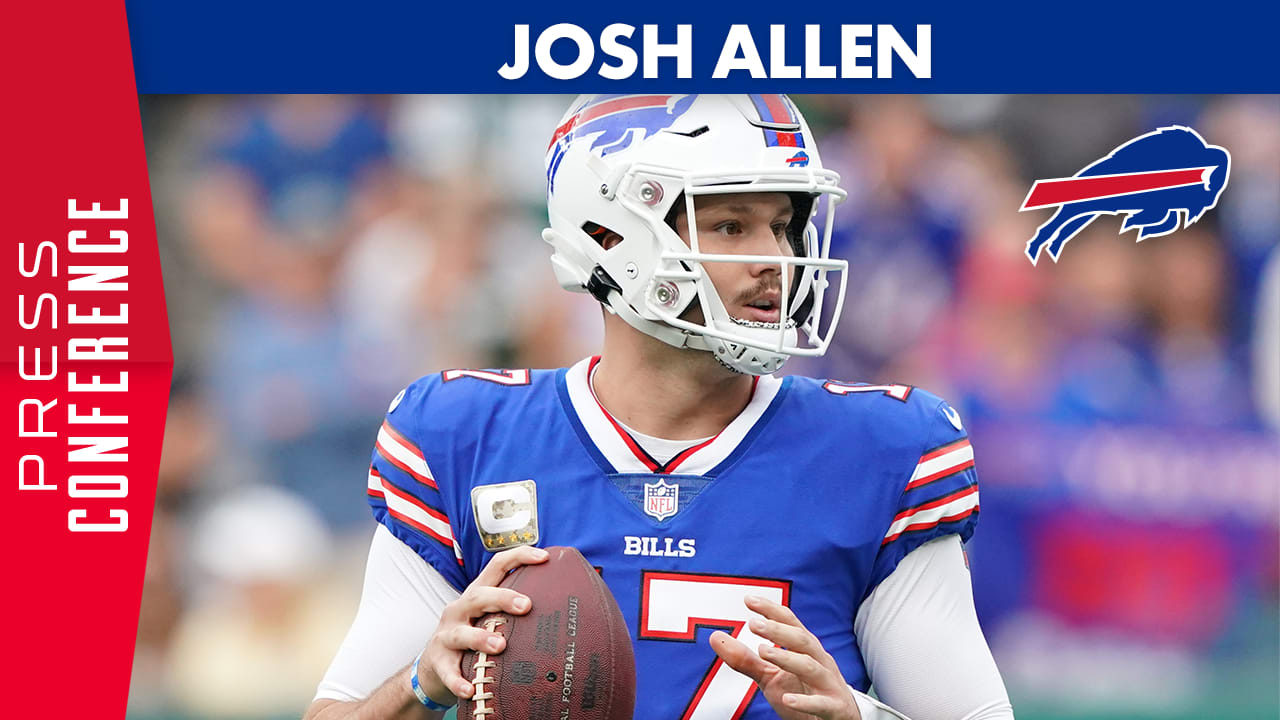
[314,524,463,702]
[853,535,1014,720]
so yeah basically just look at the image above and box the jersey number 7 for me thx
[440,368,531,385]
[822,381,912,402]
[640,571,791,720]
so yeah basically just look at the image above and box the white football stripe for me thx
[377,425,434,481]
[367,468,383,494]
[884,489,979,541]
[910,443,974,483]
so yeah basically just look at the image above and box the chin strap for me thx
[585,265,622,306]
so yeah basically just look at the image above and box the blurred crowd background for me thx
[129,95,1279,720]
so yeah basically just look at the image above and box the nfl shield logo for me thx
[643,479,679,521]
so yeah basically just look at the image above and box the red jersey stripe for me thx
[381,420,426,461]
[919,437,970,463]
[882,504,980,546]
[379,477,451,525]
[375,443,439,489]
[893,484,979,522]
[386,507,454,552]
[905,458,976,492]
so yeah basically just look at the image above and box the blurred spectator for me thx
[167,486,352,718]
[997,95,1144,184]
[129,509,185,716]
[946,203,1060,426]
[808,96,971,381]
[184,95,392,303]
[1201,96,1280,343]
[333,175,482,389]
[1042,220,1155,424]
[383,95,601,370]
[129,378,213,715]
[1254,246,1280,431]
[1140,227,1256,427]
[182,95,394,530]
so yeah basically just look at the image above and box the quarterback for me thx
[305,95,1013,720]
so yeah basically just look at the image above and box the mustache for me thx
[731,278,784,307]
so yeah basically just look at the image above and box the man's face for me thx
[671,191,796,325]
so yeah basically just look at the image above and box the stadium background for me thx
[128,95,1279,720]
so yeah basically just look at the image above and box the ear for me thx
[601,231,624,250]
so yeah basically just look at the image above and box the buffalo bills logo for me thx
[545,94,697,193]
[786,151,810,167]
[1021,126,1230,265]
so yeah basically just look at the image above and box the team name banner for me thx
[498,24,931,81]
[124,3,1277,92]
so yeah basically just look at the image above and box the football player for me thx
[306,95,1014,720]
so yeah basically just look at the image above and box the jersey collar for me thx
[562,356,784,475]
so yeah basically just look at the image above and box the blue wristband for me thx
[410,651,455,711]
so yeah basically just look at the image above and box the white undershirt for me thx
[620,421,714,464]
[316,526,1013,719]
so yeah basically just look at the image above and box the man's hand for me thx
[417,545,549,706]
[710,595,862,720]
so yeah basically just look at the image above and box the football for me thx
[458,546,636,720]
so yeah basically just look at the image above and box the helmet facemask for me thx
[598,164,847,375]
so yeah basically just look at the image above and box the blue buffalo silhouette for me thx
[1023,126,1230,264]
[576,94,697,156]
[547,94,696,193]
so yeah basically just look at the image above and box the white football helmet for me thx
[542,94,848,375]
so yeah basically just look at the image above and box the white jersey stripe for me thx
[376,424,436,487]
[378,476,464,562]
[906,442,974,490]
[367,467,384,497]
[883,487,980,544]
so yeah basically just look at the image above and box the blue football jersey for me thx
[367,357,979,720]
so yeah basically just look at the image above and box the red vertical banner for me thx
[3,1,171,715]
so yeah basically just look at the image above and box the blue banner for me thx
[125,1,1278,92]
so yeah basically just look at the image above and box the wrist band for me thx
[410,651,455,711]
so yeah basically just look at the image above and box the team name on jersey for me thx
[624,535,696,557]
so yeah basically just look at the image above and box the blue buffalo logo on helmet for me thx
[785,151,810,167]
[545,94,697,193]
[1021,126,1231,265]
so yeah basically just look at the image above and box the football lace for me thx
[469,618,505,717]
